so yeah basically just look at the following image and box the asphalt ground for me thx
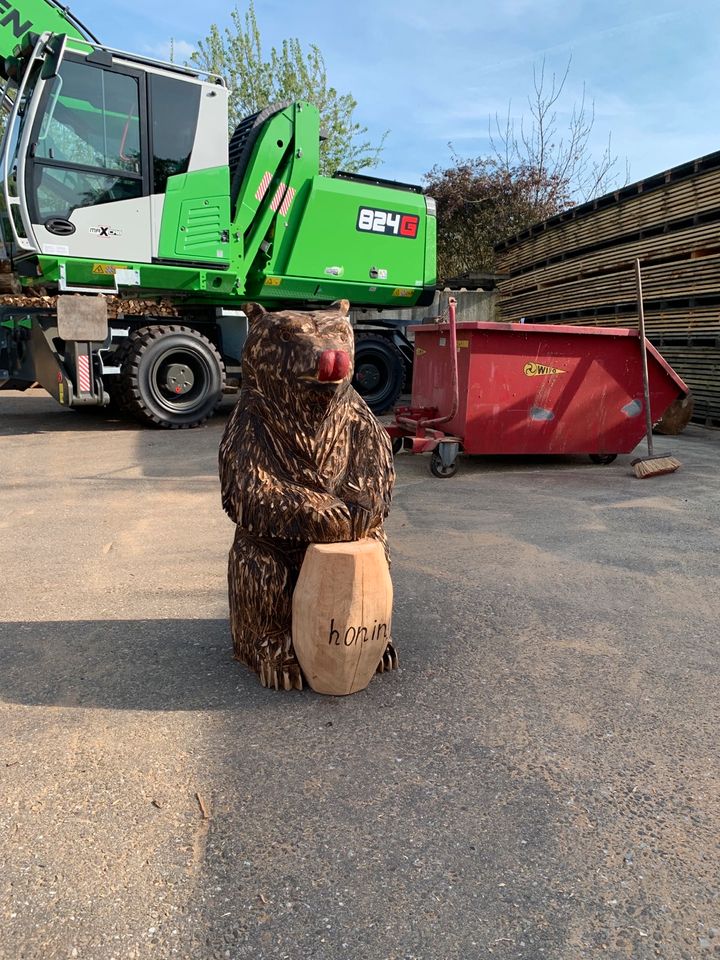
[1,390,719,960]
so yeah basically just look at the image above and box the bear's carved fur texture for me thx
[219,300,396,690]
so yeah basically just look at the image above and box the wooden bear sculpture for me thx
[219,300,397,690]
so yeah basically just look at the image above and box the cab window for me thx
[31,58,143,221]
[149,73,200,193]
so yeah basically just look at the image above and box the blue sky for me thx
[69,0,720,191]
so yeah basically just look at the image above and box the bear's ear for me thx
[331,299,350,318]
[244,302,267,325]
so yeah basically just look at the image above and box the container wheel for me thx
[430,450,459,478]
[352,334,406,414]
[118,325,225,429]
[589,453,618,465]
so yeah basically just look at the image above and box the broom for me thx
[631,258,682,479]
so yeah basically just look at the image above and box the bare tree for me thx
[425,58,628,280]
[490,57,626,207]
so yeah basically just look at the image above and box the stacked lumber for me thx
[495,151,720,424]
[656,344,720,424]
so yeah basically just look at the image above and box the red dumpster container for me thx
[405,321,690,459]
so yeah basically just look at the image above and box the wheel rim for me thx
[164,362,195,396]
[148,347,213,414]
[431,452,457,477]
[353,354,390,401]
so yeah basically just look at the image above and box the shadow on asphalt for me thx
[0,393,237,436]
[393,449,623,480]
[0,391,624,475]
[0,410,140,435]
[0,618,275,712]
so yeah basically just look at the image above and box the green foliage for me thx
[424,157,573,283]
[190,3,385,176]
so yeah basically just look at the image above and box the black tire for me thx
[391,437,403,456]
[117,325,225,429]
[353,334,406,414]
[430,450,459,478]
[589,453,618,465]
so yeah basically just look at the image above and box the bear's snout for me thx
[317,350,351,382]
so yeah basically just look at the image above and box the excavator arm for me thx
[0,0,94,67]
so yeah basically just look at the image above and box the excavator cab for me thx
[1,31,231,280]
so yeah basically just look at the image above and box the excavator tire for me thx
[117,324,225,429]
[352,334,407,414]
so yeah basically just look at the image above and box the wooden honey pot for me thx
[292,539,394,696]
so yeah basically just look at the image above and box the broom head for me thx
[631,454,682,479]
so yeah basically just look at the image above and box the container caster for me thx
[589,453,618,465]
[430,442,460,479]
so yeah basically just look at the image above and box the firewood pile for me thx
[495,150,720,426]
[0,293,181,319]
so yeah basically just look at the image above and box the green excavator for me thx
[0,1,436,426]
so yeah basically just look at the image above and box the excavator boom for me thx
[0,0,94,60]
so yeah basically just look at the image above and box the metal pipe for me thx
[46,0,100,43]
[397,297,459,431]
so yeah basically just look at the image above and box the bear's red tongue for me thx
[317,350,350,382]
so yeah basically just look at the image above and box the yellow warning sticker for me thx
[58,383,65,405]
[457,340,469,349]
[392,288,414,298]
[416,347,426,357]
[264,276,282,287]
[92,263,124,276]
[524,362,566,377]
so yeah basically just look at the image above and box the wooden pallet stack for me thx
[495,151,720,425]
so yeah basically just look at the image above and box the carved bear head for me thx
[242,301,355,401]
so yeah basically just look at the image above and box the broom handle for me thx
[635,258,654,458]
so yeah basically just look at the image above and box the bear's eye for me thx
[279,330,293,342]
